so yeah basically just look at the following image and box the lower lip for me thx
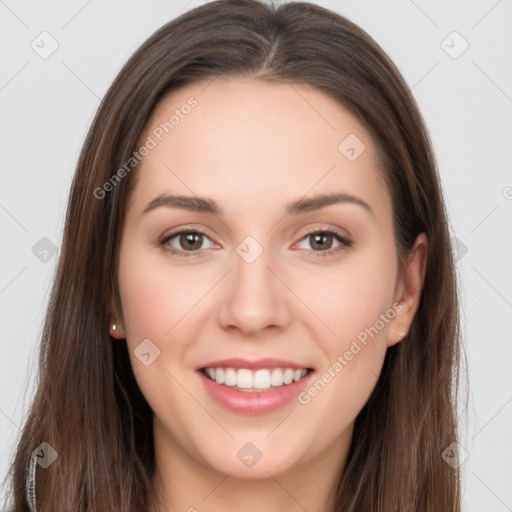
[198,370,314,415]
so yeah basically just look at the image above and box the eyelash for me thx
[159,227,353,258]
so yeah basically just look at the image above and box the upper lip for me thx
[197,358,313,371]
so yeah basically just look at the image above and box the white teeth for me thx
[283,368,294,385]
[253,369,271,389]
[270,368,284,387]
[237,369,253,388]
[204,367,309,390]
[224,368,237,386]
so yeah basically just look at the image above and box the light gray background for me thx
[1,1,511,510]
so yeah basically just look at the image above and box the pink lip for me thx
[197,368,314,415]
[196,357,312,371]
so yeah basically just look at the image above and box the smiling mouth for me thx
[200,366,314,392]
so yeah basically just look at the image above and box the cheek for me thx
[117,251,198,418]
[296,281,393,456]
[294,249,396,445]
[300,250,397,349]
[118,248,203,342]
[116,250,196,405]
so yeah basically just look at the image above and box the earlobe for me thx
[109,319,126,339]
[397,324,406,338]
[110,322,118,338]
[388,321,408,347]
[109,294,126,339]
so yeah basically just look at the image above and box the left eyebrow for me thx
[141,192,374,217]
[285,193,374,217]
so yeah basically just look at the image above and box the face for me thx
[112,78,426,484]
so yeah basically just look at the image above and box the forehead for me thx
[129,78,390,219]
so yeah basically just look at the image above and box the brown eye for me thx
[178,232,204,251]
[161,230,215,256]
[309,232,334,251]
[296,228,352,257]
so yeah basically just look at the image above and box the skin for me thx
[110,78,427,512]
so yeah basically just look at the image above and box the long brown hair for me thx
[2,1,465,510]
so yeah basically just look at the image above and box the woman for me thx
[3,0,464,510]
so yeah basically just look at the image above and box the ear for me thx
[109,294,126,339]
[387,232,428,347]
[109,320,126,339]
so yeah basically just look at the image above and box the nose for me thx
[217,241,292,337]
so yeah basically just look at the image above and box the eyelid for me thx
[297,226,352,245]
